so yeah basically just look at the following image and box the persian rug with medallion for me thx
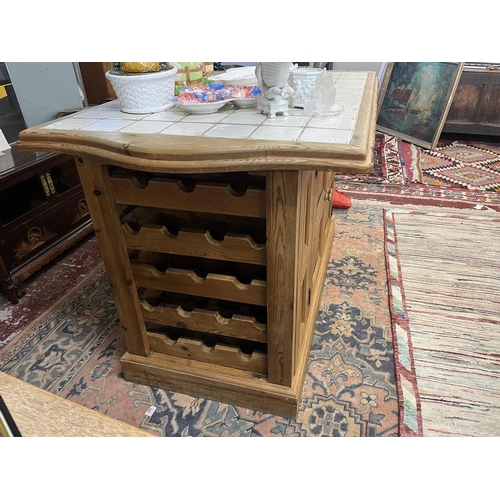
[336,133,500,210]
[0,205,398,437]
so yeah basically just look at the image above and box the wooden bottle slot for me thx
[122,207,267,246]
[141,300,267,343]
[147,331,268,374]
[129,251,266,287]
[110,168,266,187]
[137,288,268,325]
[111,177,266,219]
[132,263,267,306]
[123,223,266,265]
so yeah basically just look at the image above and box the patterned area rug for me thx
[336,133,500,207]
[0,205,398,437]
[384,208,500,436]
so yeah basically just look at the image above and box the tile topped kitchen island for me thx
[17,71,377,417]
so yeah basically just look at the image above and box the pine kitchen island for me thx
[17,70,377,418]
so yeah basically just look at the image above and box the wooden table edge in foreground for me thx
[16,71,378,419]
[0,371,154,437]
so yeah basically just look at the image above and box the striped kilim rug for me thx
[384,208,500,436]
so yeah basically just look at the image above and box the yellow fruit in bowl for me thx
[121,62,160,73]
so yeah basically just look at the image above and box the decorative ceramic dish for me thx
[230,85,262,107]
[175,83,234,103]
[173,84,262,112]
[174,101,230,114]
[232,98,259,108]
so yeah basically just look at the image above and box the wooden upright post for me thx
[76,157,150,356]
[265,170,299,386]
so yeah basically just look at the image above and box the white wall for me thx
[332,62,383,73]
[6,62,83,128]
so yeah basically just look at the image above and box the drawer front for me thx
[0,192,90,270]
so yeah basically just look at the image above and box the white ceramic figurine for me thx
[255,62,296,118]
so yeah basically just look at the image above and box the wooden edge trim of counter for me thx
[17,135,374,175]
[120,351,299,419]
[18,121,368,160]
[0,371,154,437]
[350,72,378,153]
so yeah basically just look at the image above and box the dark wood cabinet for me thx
[0,145,93,303]
[443,67,500,135]
[79,62,116,105]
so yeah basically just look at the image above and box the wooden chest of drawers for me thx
[0,145,92,303]
[443,67,500,136]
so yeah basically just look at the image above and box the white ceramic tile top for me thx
[142,110,188,122]
[120,121,172,134]
[251,126,303,142]
[159,122,214,136]
[79,119,136,132]
[42,118,100,130]
[205,124,257,139]
[42,72,367,145]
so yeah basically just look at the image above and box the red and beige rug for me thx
[384,207,500,436]
[336,133,500,210]
[0,205,398,437]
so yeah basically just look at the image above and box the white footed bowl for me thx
[259,62,292,88]
[106,67,177,114]
[288,67,323,108]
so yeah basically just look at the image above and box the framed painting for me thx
[377,62,464,149]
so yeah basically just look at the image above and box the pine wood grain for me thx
[123,224,266,265]
[148,332,267,374]
[111,177,266,218]
[265,170,299,386]
[141,300,267,343]
[132,264,267,306]
[76,158,150,356]
[121,351,299,418]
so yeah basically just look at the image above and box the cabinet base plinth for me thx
[120,351,299,419]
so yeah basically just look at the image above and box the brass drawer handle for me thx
[45,173,56,194]
[40,175,50,196]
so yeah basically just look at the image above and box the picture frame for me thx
[0,395,22,437]
[376,62,464,149]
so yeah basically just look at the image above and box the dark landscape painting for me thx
[377,62,463,149]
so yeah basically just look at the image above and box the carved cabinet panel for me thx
[0,146,93,303]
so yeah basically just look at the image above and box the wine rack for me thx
[76,161,336,418]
